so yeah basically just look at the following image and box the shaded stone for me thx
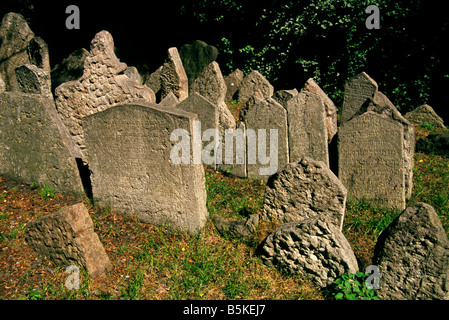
[338,111,407,210]
[82,102,208,234]
[373,203,449,300]
[302,78,338,143]
[341,72,378,124]
[179,40,218,90]
[15,64,52,99]
[285,90,329,166]
[212,214,259,242]
[51,48,89,91]
[0,92,84,195]
[238,70,274,105]
[144,65,163,98]
[54,30,155,157]
[405,104,445,129]
[24,203,111,278]
[160,47,189,102]
[260,217,358,288]
[262,157,347,230]
[224,68,244,102]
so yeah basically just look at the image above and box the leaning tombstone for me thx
[338,111,407,210]
[160,47,189,102]
[341,72,378,124]
[373,202,449,300]
[25,203,111,278]
[82,102,209,234]
[404,104,446,129]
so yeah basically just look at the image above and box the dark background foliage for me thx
[1,0,448,122]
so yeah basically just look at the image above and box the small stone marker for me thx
[405,104,446,129]
[373,202,449,300]
[25,203,111,278]
[0,92,84,195]
[260,217,358,288]
[338,111,407,210]
[341,72,378,123]
[262,157,347,230]
[83,102,209,234]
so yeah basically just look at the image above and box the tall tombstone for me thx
[338,111,407,210]
[285,90,329,166]
[302,78,338,143]
[83,102,209,234]
[54,30,155,157]
[224,68,244,102]
[0,92,84,195]
[160,47,189,102]
[341,72,378,124]
[244,97,288,180]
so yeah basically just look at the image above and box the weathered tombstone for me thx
[244,97,288,180]
[191,61,236,132]
[341,72,378,124]
[160,47,189,102]
[82,102,209,234]
[51,48,89,91]
[0,12,50,91]
[25,203,111,278]
[262,157,347,230]
[373,202,449,300]
[238,70,274,105]
[285,90,329,166]
[15,64,53,99]
[272,89,299,108]
[338,111,407,210]
[54,30,155,157]
[260,217,358,288]
[224,68,244,102]
[360,91,415,200]
[405,104,446,129]
[302,78,338,143]
[0,92,84,195]
[178,40,218,90]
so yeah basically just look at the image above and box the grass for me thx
[0,124,448,300]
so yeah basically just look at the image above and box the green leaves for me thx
[329,271,380,300]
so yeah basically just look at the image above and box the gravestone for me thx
[244,97,288,180]
[262,157,347,230]
[373,203,449,300]
[0,12,50,92]
[54,30,155,157]
[82,102,209,234]
[179,40,218,90]
[341,72,378,124]
[25,203,111,278]
[0,92,84,195]
[238,70,274,105]
[302,78,338,143]
[224,68,244,101]
[405,104,446,129]
[156,47,189,102]
[285,90,329,166]
[15,64,52,99]
[338,111,407,210]
[159,91,179,108]
[260,217,358,288]
[191,61,236,132]
[273,89,298,108]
